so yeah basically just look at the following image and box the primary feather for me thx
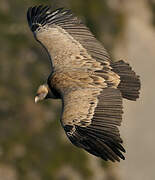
[27,5,140,162]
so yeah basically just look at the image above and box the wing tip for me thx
[27,5,73,33]
[27,5,49,32]
[67,125,126,162]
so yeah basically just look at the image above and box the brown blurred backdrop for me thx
[0,0,154,180]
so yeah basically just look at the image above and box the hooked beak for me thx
[35,96,39,103]
[34,92,47,103]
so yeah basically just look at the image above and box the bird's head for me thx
[35,84,49,103]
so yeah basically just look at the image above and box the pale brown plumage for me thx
[27,5,140,162]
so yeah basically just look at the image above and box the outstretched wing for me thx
[27,6,125,161]
[61,87,125,162]
[27,5,110,71]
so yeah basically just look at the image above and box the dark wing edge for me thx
[27,5,74,33]
[27,5,110,64]
[63,88,125,162]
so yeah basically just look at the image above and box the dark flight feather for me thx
[27,5,141,162]
[111,60,141,100]
[63,88,125,162]
[27,5,110,64]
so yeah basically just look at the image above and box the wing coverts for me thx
[27,5,141,162]
[27,5,110,66]
[63,88,125,162]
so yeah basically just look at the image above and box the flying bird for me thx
[27,5,140,162]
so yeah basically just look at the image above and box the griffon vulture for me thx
[27,5,140,162]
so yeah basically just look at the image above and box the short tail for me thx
[111,60,141,101]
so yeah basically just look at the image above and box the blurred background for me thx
[0,0,155,179]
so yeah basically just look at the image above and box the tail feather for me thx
[111,60,141,101]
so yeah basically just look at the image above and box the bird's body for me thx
[27,5,141,162]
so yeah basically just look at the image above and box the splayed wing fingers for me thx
[26,5,141,163]
[27,5,111,70]
[62,87,125,162]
